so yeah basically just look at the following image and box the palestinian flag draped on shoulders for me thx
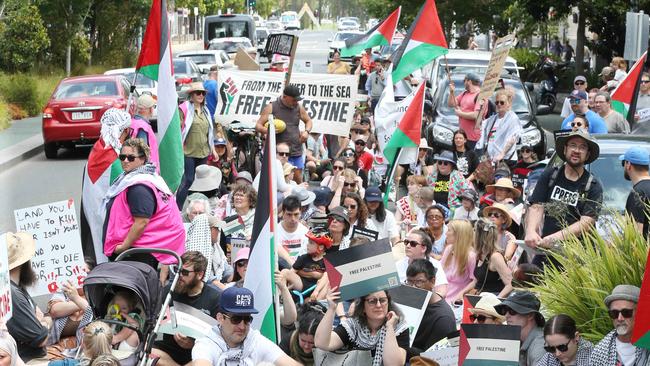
[391,0,448,83]
[340,7,401,58]
[135,0,183,192]
[611,50,647,125]
[243,121,280,343]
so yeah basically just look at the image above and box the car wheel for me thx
[44,142,58,159]
[541,94,556,112]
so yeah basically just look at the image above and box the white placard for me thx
[421,347,459,366]
[14,200,86,296]
[0,234,12,321]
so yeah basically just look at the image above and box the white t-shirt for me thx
[396,257,448,288]
[615,338,637,366]
[453,206,479,221]
[253,158,291,194]
[193,328,284,365]
[277,222,308,260]
[369,211,398,241]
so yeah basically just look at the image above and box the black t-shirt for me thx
[7,282,48,362]
[333,322,409,358]
[626,179,650,237]
[153,283,222,364]
[454,150,479,178]
[528,165,603,237]
[293,254,326,289]
[433,174,451,207]
[408,298,456,359]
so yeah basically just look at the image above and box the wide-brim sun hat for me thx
[486,178,521,198]
[555,129,600,164]
[291,186,316,206]
[6,232,36,270]
[482,203,513,228]
[188,82,206,94]
[433,150,456,165]
[468,293,506,323]
[189,165,222,192]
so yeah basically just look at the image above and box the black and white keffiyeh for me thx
[341,317,408,366]
[535,337,593,366]
[590,330,650,366]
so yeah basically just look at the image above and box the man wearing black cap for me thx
[495,291,546,366]
[256,85,313,184]
[448,73,482,149]
[192,286,299,366]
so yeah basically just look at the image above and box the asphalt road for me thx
[0,30,563,233]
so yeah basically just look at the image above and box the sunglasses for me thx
[571,121,585,128]
[344,204,357,210]
[608,308,634,319]
[119,154,143,162]
[179,268,195,276]
[343,152,355,158]
[487,212,502,219]
[223,314,253,325]
[521,148,532,153]
[355,140,366,146]
[403,239,423,247]
[570,99,582,105]
[469,314,495,323]
[365,297,388,306]
[333,165,344,171]
[427,215,444,220]
[437,161,451,166]
[544,340,572,354]
[344,182,356,187]
[236,260,248,268]
[277,152,290,157]
[574,81,585,85]
[643,80,650,84]
[497,307,519,316]
[193,91,206,96]
[495,100,507,106]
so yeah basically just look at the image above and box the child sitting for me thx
[105,290,141,352]
[453,189,479,222]
[283,228,333,292]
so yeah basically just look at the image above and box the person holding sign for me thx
[475,88,523,165]
[256,85,314,184]
[103,138,186,271]
[314,287,409,366]
[6,232,51,362]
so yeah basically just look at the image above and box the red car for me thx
[42,74,133,159]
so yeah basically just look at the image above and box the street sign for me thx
[625,12,649,61]
[264,33,297,57]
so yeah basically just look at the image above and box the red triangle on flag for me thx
[324,258,342,291]
[612,51,647,105]
[398,83,426,144]
[377,7,401,43]
[411,0,448,48]
[632,249,650,347]
[87,139,118,183]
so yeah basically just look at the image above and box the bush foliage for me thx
[0,5,49,72]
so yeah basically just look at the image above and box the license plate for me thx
[71,111,93,120]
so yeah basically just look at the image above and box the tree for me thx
[0,4,49,72]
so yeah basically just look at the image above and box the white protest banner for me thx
[421,347,458,366]
[14,200,86,296]
[216,70,357,136]
[324,238,400,301]
[0,234,12,321]
[374,69,417,164]
[475,34,516,128]
[159,301,218,339]
[459,324,520,365]
[389,285,432,346]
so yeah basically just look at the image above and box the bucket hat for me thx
[486,178,521,198]
[188,82,206,94]
[189,165,222,192]
[433,150,456,165]
[555,129,600,164]
[291,186,316,206]
[6,232,35,270]
[494,291,545,327]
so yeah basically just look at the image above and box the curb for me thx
[0,134,43,172]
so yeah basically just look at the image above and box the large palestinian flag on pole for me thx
[135,0,183,192]
[340,7,401,58]
[611,50,647,126]
[391,0,448,83]
[81,139,123,264]
[383,83,425,203]
[632,249,650,349]
[243,120,280,343]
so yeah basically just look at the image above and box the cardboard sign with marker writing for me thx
[14,200,86,296]
[0,234,12,321]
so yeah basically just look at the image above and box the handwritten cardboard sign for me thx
[14,200,86,296]
[0,234,12,321]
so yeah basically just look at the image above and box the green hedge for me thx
[0,74,40,116]
[0,100,10,131]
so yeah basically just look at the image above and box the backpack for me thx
[547,164,595,196]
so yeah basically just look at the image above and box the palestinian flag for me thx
[340,7,401,58]
[391,0,448,83]
[243,120,280,343]
[611,50,647,125]
[81,139,123,264]
[632,249,650,349]
[135,0,183,192]
[383,83,425,203]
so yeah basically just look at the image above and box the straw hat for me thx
[283,162,296,176]
[482,203,513,228]
[6,232,36,270]
[486,178,521,198]
[187,82,206,94]
[469,293,506,323]
[419,138,432,150]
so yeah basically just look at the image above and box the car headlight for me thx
[520,129,541,147]
[433,124,453,143]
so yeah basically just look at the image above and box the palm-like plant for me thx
[531,214,648,342]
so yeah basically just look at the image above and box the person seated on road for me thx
[305,132,330,181]
[404,259,456,359]
[328,168,365,210]
[480,177,520,209]
[538,314,593,366]
[192,287,299,366]
[560,90,608,133]
[482,203,517,267]
[279,302,326,365]
[365,186,400,245]
[253,142,294,198]
[453,189,479,222]
[396,229,449,297]
[47,276,93,359]
[282,228,331,292]
[426,150,472,210]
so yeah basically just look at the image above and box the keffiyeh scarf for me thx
[100,108,131,152]
[341,317,408,366]
[103,163,169,207]
[209,326,259,366]
[590,330,650,366]
[185,214,214,280]
[536,338,593,366]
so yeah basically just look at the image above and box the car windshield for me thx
[123,73,155,88]
[207,21,250,39]
[281,15,296,22]
[436,61,518,81]
[334,32,359,42]
[54,81,118,99]
[439,79,529,117]
[342,21,357,26]
[173,60,189,74]
[181,54,216,65]
[209,39,252,53]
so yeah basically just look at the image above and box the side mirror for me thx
[525,82,534,92]
[537,104,552,115]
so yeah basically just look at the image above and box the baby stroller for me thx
[83,249,182,366]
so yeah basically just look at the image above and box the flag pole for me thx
[383,148,403,206]
[267,114,282,343]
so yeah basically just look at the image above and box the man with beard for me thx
[620,146,650,238]
[591,285,650,365]
[525,130,603,268]
[152,251,221,366]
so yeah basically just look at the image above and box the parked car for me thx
[378,32,404,59]
[208,37,254,58]
[367,18,379,31]
[281,11,300,30]
[265,20,284,33]
[328,31,364,62]
[338,20,360,31]
[177,50,229,73]
[252,14,264,28]
[425,74,550,158]
[204,14,256,50]
[172,58,204,101]
[104,68,158,122]
[42,75,133,159]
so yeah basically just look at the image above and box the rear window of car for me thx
[54,81,118,99]
[173,60,188,74]
[181,54,216,65]
[209,40,252,53]
[207,21,250,40]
